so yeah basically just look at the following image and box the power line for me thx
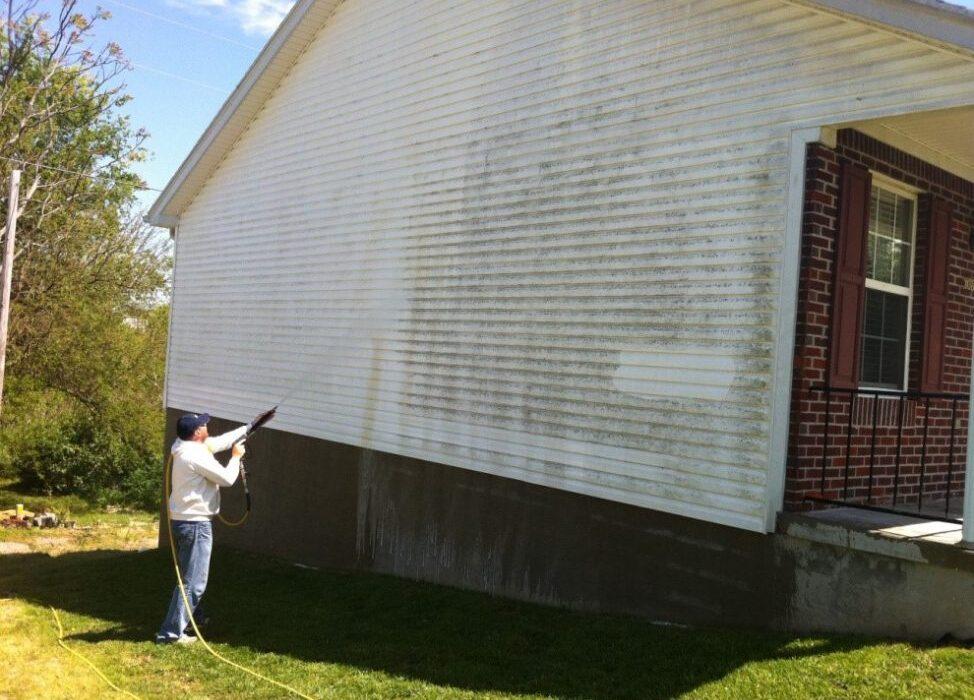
[101,0,262,52]
[0,3,253,195]
[0,154,162,192]
[129,61,230,94]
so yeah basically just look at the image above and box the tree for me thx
[0,2,170,507]
[0,1,146,236]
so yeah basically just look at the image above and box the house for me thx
[148,0,974,639]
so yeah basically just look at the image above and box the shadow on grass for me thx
[0,546,866,699]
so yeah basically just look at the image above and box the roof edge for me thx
[147,0,974,228]
[796,0,974,55]
[146,0,336,227]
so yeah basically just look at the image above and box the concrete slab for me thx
[806,508,963,545]
[776,508,974,639]
[779,507,974,572]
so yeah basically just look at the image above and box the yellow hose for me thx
[217,508,248,527]
[209,440,248,527]
[48,449,302,699]
[50,607,142,699]
[164,453,315,700]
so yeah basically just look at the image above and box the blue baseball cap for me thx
[176,413,210,440]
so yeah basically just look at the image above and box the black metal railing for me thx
[805,385,968,523]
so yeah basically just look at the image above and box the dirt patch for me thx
[136,536,159,551]
[0,542,30,554]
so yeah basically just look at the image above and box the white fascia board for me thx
[145,213,179,230]
[145,0,330,228]
[794,0,974,56]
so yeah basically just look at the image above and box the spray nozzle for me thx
[248,406,277,435]
[233,406,278,446]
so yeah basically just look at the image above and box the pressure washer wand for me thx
[226,406,277,521]
[234,405,278,447]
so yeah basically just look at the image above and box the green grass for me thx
[1,487,973,699]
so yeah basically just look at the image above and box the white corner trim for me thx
[764,127,826,533]
[162,226,178,411]
[819,126,838,148]
[964,338,974,544]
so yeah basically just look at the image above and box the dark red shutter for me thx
[828,163,871,389]
[920,198,953,393]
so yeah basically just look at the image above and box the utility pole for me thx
[0,169,21,418]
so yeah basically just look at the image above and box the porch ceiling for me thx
[841,105,974,183]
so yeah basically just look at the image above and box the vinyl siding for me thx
[167,0,974,532]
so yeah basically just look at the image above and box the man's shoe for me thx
[155,634,197,645]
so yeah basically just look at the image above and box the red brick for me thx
[786,130,973,512]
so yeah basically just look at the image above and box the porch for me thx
[785,106,974,543]
[775,504,974,640]
[800,386,967,524]
[781,506,966,549]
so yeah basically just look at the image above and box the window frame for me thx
[859,172,920,393]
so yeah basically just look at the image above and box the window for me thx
[859,177,917,390]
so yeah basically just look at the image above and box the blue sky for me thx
[44,0,974,214]
[45,0,293,211]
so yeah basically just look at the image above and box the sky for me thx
[41,0,294,213]
[39,0,974,216]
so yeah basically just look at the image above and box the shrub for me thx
[109,452,162,511]
[13,419,162,510]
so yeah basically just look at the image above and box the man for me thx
[155,408,274,644]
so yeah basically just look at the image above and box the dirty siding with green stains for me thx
[166,0,974,533]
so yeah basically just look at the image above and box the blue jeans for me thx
[156,520,213,642]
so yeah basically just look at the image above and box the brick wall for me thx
[785,129,974,513]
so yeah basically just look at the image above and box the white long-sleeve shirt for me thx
[168,425,248,522]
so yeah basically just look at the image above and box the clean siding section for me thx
[168,0,974,532]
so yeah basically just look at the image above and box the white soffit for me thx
[843,106,974,183]
[795,0,974,56]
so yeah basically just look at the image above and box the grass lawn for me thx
[2,484,973,699]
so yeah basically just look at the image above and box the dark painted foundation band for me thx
[162,408,974,640]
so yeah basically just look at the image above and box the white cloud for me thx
[168,0,294,36]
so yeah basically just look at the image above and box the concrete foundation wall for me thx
[163,409,974,640]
